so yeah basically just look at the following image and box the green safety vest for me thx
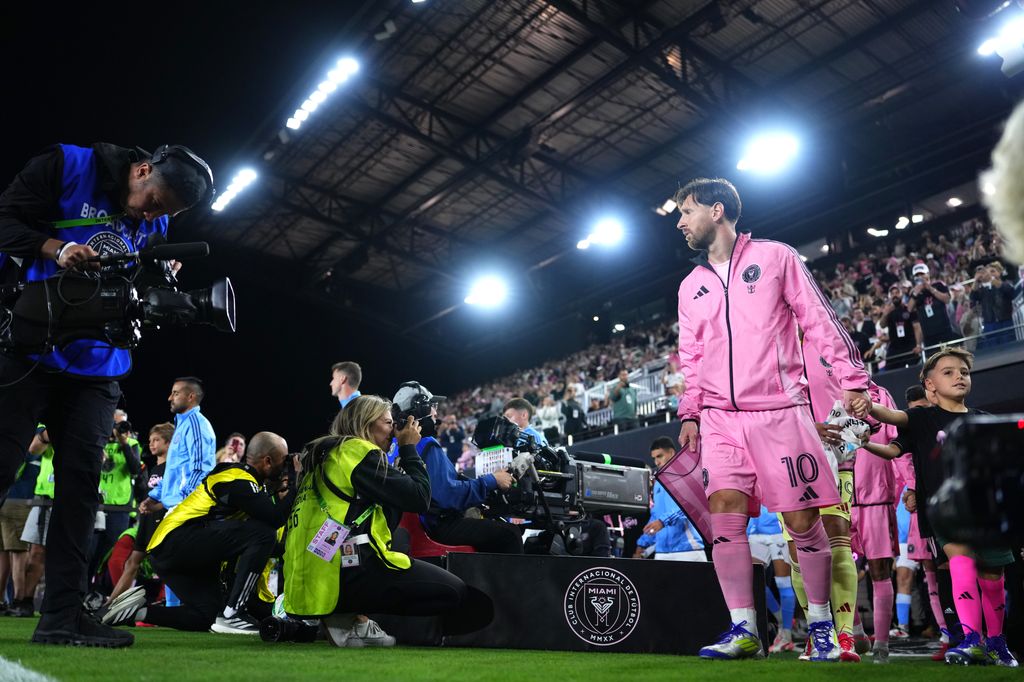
[283,437,411,617]
[99,439,138,506]
[34,445,55,498]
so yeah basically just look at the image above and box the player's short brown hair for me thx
[503,397,535,419]
[674,177,742,222]
[331,361,362,389]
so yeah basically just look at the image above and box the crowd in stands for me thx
[440,216,1022,457]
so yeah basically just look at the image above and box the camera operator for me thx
[0,142,213,647]
[398,383,522,555]
[907,263,956,349]
[89,411,142,580]
[283,395,470,647]
[100,432,296,635]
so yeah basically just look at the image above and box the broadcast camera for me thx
[0,239,235,353]
[927,413,1024,548]
[472,415,650,526]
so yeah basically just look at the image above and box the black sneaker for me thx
[7,598,35,618]
[32,607,134,647]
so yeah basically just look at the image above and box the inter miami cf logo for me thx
[564,567,641,646]
[742,264,761,293]
[86,231,130,258]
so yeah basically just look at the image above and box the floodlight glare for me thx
[911,214,924,224]
[736,132,800,174]
[318,80,337,94]
[294,109,309,122]
[946,197,963,208]
[979,38,1000,56]
[867,227,889,238]
[895,216,910,230]
[464,276,508,307]
[593,316,600,322]
[613,323,625,332]
[589,217,624,245]
[661,199,677,213]
[286,118,301,130]
[210,169,258,213]
[577,239,591,250]
[337,57,360,77]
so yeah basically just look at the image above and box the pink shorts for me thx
[850,504,899,560]
[700,405,841,513]
[906,511,935,561]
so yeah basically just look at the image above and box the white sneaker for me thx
[99,586,147,626]
[889,625,910,639]
[769,629,795,653]
[322,613,364,648]
[211,612,260,635]
[351,619,396,647]
[699,621,765,659]
[807,620,840,662]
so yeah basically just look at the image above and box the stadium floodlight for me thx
[577,239,591,250]
[866,227,889,238]
[464,276,508,307]
[588,217,624,246]
[911,214,924,223]
[613,323,625,332]
[211,168,258,213]
[947,197,963,207]
[982,180,996,195]
[799,254,809,262]
[977,14,1024,75]
[736,132,800,174]
[285,56,360,133]
[895,216,910,230]
[593,316,600,321]
[820,244,830,253]
[661,199,677,213]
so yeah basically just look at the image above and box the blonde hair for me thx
[330,394,392,444]
[982,99,1024,265]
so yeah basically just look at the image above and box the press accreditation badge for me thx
[307,518,350,562]
[924,304,934,318]
[895,322,906,338]
[340,542,360,568]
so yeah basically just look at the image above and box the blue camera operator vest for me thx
[16,144,168,378]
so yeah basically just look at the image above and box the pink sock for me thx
[924,569,948,630]
[949,555,982,636]
[978,574,1006,638]
[788,520,832,607]
[853,604,861,627]
[710,513,754,610]
[872,579,894,644]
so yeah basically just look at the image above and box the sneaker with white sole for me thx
[807,621,840,662]
[889,625,910,639]
[873,642,890,664]
[986,634,1018,667]
[769,629,795,653]
[211,612,261,635]
[322,613,364,648]
[350,619,396,647]
[699,621,765,660]
[98,586,147,626]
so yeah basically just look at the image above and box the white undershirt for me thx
[711,259,730,283]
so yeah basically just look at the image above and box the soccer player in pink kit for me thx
[674,178,871,661]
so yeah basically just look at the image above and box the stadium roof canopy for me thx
[184,0,1022,355]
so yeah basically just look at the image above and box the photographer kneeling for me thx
[394,383,522,555]
[100,432,295,634]
[283,395,468,647]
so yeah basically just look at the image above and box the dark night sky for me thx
[0,3,438,449]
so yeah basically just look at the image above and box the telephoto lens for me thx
[259,616,319,643]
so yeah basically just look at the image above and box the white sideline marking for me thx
[0,656,58,682]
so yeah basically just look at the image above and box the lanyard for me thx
[314,471,374,527]
[51,214,124,229]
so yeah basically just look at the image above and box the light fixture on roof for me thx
[947,197,963,207]
[982,180,996,195]
[593,315,600,322]
[590,217,624,245]
[464,276,508,307]
[655,198,676,216]
[820,244,830,253]
[736,131,800,174]
[911,214,924,223]
[895,216,910,230]
[576,239,591,250]
[211,168,258,212]
[613,323,625,332]
[977,13,1024,76]
[285,56,360,132]
[799,254,809,262]
[867,227,889,238]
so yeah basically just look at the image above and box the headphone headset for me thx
[393,381,434,419]
[150,144,216,207]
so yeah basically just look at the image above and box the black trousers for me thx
[147,519,276,631]
[429,517,524,554]
[0,354,119,615]
[336,551,466,616]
